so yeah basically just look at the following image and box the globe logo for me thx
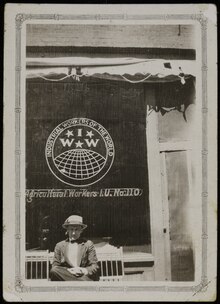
[45,118,115,187]
[54,149,105,180]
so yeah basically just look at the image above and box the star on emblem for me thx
[75,140,83,148]
[65,130,74,138]
[86,131,94,138]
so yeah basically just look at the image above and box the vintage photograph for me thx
[25,23,196,283]
[3,4,217,302]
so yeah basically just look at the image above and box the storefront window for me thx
[157,79,196,142]
[26,78,151,253]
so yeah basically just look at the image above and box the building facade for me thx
[25,23,197,281]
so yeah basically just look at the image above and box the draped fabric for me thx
[26,57,196,84]
[149,77,195,121]
[26,56,196,119]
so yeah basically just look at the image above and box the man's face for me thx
[67,225,83,240]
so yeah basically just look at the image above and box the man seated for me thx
[50,214,99,281]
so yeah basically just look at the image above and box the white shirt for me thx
[64,242,78,267]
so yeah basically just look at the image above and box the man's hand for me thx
[67,267,88,277]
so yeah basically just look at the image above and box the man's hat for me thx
[62,215,87,229]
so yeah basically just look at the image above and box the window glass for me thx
[26,78,151,252]
[158,104,196,141]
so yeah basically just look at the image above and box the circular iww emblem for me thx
[45,118,115,187]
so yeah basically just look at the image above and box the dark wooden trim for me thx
[124,270,145,275]
[124,261,154,268]
[26,46,196,60]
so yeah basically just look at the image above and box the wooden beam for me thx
[26,46,195,60]
[159,140,192,152]
[146,91,167,281]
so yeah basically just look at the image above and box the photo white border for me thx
[3,4,217,302]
